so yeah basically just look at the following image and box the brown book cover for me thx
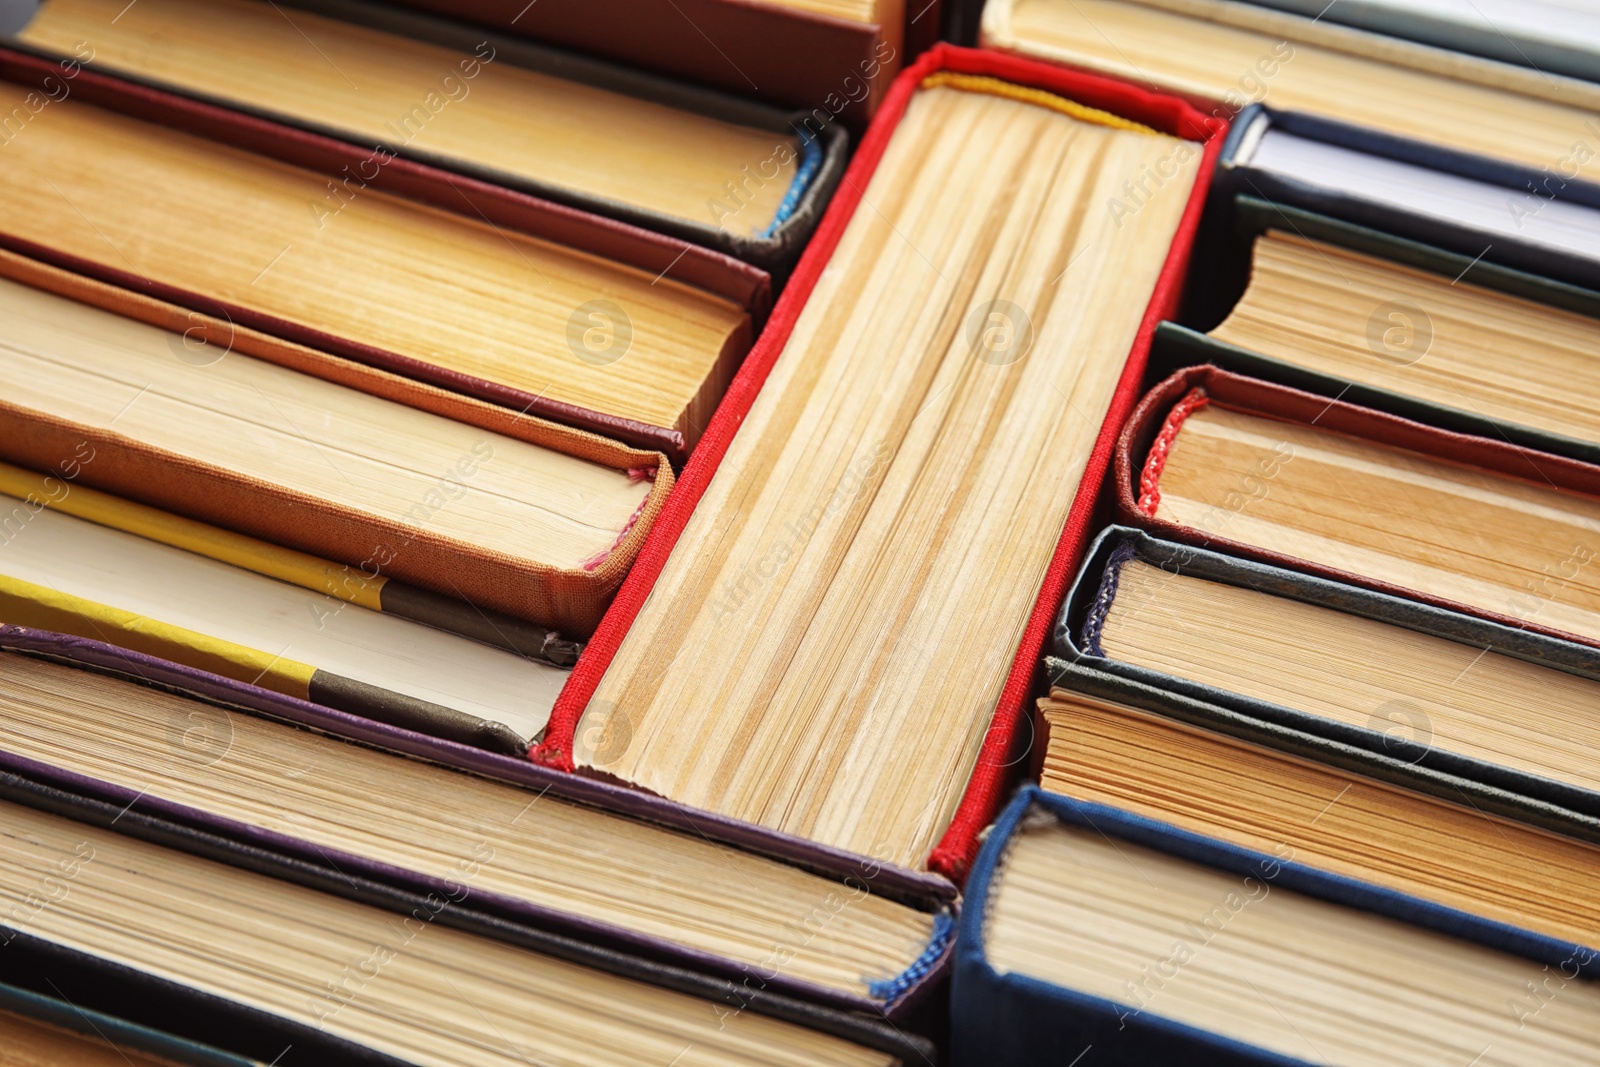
[1116,365,1600,650]
[382,0,903,129]
[0,245,675,638]
[0,45,770,463]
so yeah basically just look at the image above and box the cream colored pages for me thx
[0,800,897,1067]
[0,500,567,737]
[0,88,747,441]
[1211,232,1600,447]
[986,819,1600,1066]
[18,0,797,236]
[0,656,934,999]
[581,83,1199,868]
[0,275,648,570]
[1097,559,1600,791]
[1155,404,1600,642]
[983,0,1600,169]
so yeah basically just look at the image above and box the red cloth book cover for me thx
[538,42,1228,884]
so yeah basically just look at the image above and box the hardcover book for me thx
[0,628,955,1021]
[0,980,258,1066]
[376,0,916,129]
[1206,106,1600,293]
[0,460,578,753]
[0,767,931,1066]
[0,45,767,460]
[1116,366,1600,649]
[951,785,1599,1066]
[539,43,1225,884]
[1163,197,1600,464]
[1241,0,1600,84]
[1053,526,1600,827]
[0,246,673,637]
[979,0,1600,175]
[1033,683,1599,953]
[4,0,850,275]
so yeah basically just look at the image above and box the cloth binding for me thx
[867,910,955,1003]
[1137,386,1210,516]
[1079,539,1138,657]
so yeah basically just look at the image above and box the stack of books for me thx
[949,2,1600,1065]
[0,0,1594,1065]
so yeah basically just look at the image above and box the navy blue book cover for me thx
[952,785,1598,1066]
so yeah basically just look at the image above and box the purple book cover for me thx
[0,625,953,1018]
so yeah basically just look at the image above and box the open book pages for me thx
[980,0,1600,170]
[0,796,901,1067]
[1212,230,1600,447]
[1148,402,1600,643]
[1037,689,1600,949]
[578,78,1201,868]
[13,0,802,237]
[0,84,748,446]
[985,810,1600,1066]
[0,653,937,1003]
[1091,556,1600,793]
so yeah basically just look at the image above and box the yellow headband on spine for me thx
[919,71,1158,135]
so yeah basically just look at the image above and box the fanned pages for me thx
[13,0,802,237]
[1092,557,1600,793]
[0,652,938,1005]
[0,265,662,634]
[1144,401,1600,643]
[979,804,1600,1066]
[981,0,1600,170]
[1036,690,1600,950]
[1211,231,1600,448]
[578,80,1201,868]
[0,82,749,448]
[0,798,901,1067]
